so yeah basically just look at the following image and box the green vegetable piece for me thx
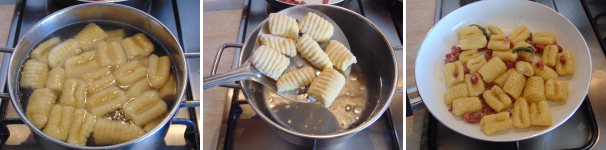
[513,46,535,54]
[470,24,490,40]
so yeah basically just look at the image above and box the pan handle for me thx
[209,43,245,88]
[406,86,425,116]
[0,47,15,53]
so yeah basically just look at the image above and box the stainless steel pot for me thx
[0,3,199,150]
[209,5,399,147]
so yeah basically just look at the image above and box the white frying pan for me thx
[414,0,592,141]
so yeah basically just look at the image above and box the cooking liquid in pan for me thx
[17,21,178,146]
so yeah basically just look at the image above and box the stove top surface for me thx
[0,0,200,149]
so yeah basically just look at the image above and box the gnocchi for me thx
[26,88,58,129]
[123,91,167,126]
[43,104,74,142]
[74,23,108,51]
[325,40,357,71]
[148,54,171,88]
[60,79,87,109]
[31,37,61,65]
[67,109,96,146]
[65,51,101,79]
[48,39,82,68]
[307,67,345,107]
[296,34,332,70]
[121,33,154,59]
[299,12,334,42]
[86,87,128,116]
[21,59,49,89]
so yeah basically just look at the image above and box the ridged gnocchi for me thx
[487,35,510,51]
[126,78,153,100]
[26,88,58,129]
[43,104,74,142]
[491,50,518,62]
[21,59,49,89]
[460,35,487,50]
[121,33,154,59]
[148,54,171,88]
[60,79,87,109]
[299,12,334,42]
[325,40,357,71]
[123,91,167,126]
[530,101,552,126]
[444,61,465,87]
[114,60,148,86]
[487,24,504,35]
[258,34,297,57]
[268,13,299,39]
[249,45,290,80]
[503,70,525,99]
[46,67,66,93]
[545,79,568,102]
[482,86,512,112]
[48,39,82,68]
[556,51,574,76]
[276,66,316,91]
[74,23,108,51]
[31,37,61,65]
[159,74,177,100]
[494,69,516,88]
[512,98,531,129]
[65,51,101,78]
[523,76,545,103]
[467,54,487,74]
[86,87,128,116]
[508,25,531,46]
[480,112,512,135]
[444,83,468,105]
[458,49,480,64]
[532,32,557,45]
[296,34,332,70]
[93,118,145,145]
[532,60,558,81]
[452,97,482,116]
[465,74,485,97]
[96,41,127,68]
[82,68,117,94]
[307,68,345,107]
[542,45,559,67]
[478,57,507,84]
[67,109,96,146]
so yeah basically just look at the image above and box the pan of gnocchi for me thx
[0,3,199,149]
[415,0,592,141]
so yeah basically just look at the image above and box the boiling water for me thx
[17,21,179,146]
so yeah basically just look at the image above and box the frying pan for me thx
[0,3,200,149]
[413,0,592,141]
[207,5,399,147]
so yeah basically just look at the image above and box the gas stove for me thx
[409,0,606,149]
[209,0,403,149]
[0,0,200,149]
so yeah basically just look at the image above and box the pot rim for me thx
[7,2,188,149]
[237,4,398,139]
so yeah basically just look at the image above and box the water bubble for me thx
[297,62,303,67]
[316,71,321,76]
[305,125,308,128]
[288,119,291,124]
[354,107,362,114]
[360,85,366,90]
[355,116,359,120]
[350,74,357,80]
[345,105,352,112]
[269,98,273,102]
[285,104,291,109]
[269,104,275,108]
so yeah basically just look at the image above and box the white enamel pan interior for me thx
[415,0,592,141]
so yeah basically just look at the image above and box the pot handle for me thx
[0,47,15,53]
[180,100,201,108]
[184,52,200,58]
[208,43,245,88]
